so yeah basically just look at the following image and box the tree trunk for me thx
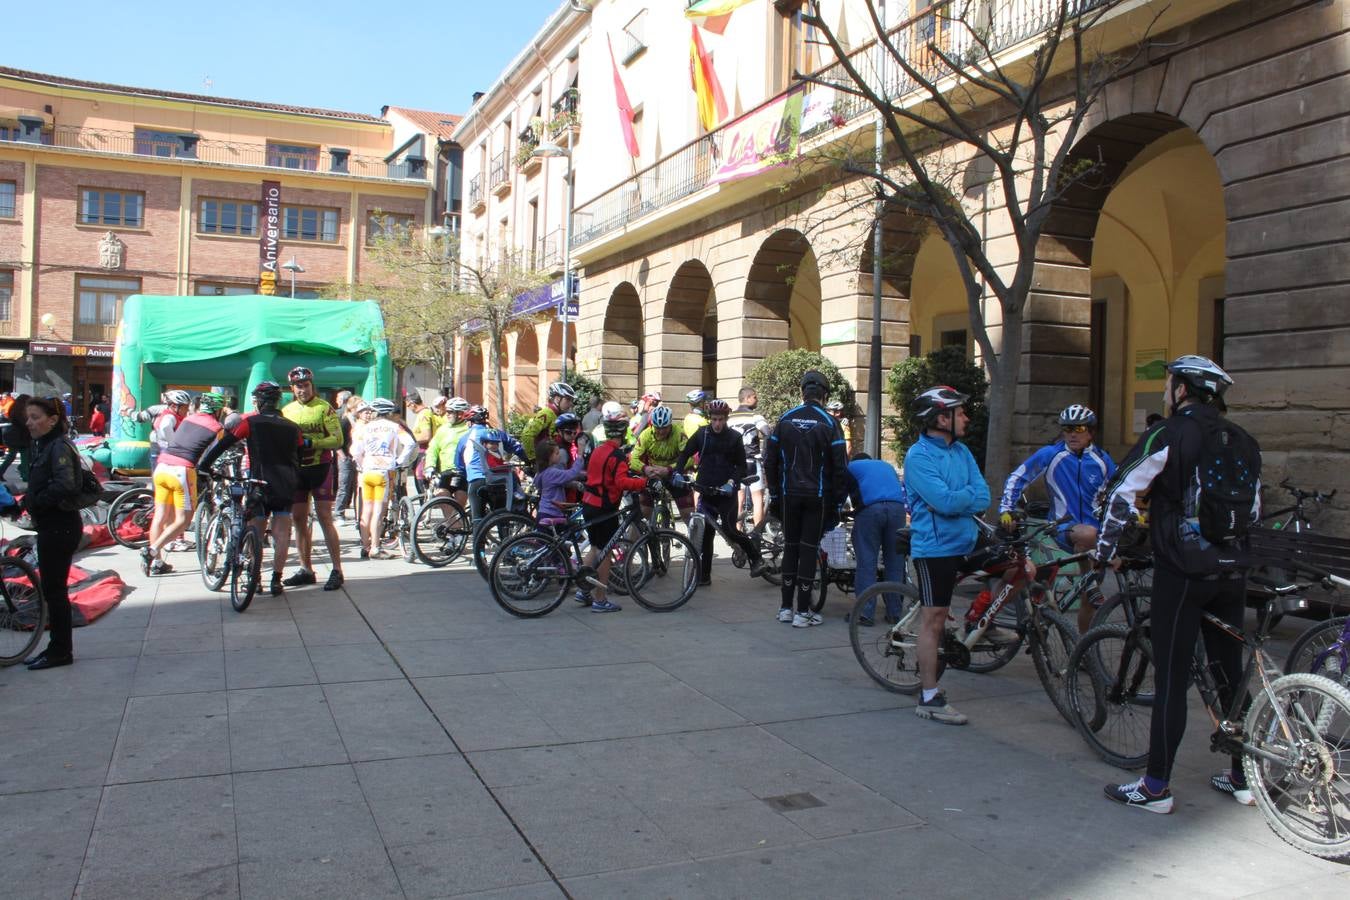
[489,333,508,429]
[982,306,1024,500]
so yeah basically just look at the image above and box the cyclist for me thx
[520,382,576,466]
[552,412,585,465]
[727,387,771,528]
[199,382,304,597]
[456,408,526,520]
[630,405,693,526]
[579,405,648,612]
[590,400,629,446]
[351,398,418,560]
[412,395,448,448]
[763,371,849,627]
[425,398,472,505]
[149,389,191,472]
[280,366,345,592]
[999,404,1116,633]
[683,389,711,439]
[827,400,852,456]
[1098,355,1260,814]
[142,391,227,576]
[904,385,990,725]
[845,451,908,626]
[630,391,662,439]
[534,438,587,531]
[674,399,767,585]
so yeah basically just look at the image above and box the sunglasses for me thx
[1062,425,1090,434]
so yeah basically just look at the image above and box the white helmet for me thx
[1058,404,1097,427]
[446,397,470,413]
[600,400,625,420]
[370,398,397,416]
[548,381,576,400]
[1166,355,1233,398]
[165,390,192,406]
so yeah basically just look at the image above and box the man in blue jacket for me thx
[904,386,990,725]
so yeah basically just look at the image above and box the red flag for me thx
[690,24,729,132]
[608,36,639,158]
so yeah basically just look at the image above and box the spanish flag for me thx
[685,0,756,35]
[690,24,729,132]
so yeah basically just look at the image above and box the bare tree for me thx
[797,0,1157,482]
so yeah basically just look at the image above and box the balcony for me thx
[573,0,1108,249]
[6,125,428,181]
[489,150,511,199]
[548,90,580,141]
[516,127,542,176]
[468,175,486,213]
[74,321,118,344]
[534,228,565,273]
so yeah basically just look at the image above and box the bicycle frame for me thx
[510,504,635,592]
[959,518,1066,648]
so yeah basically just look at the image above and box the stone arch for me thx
[744,229,821,358]
[512,326,540,414]
[658,259,714,400]
[600,282,642,398]
[461,337,484,406]
[543,318,577,382]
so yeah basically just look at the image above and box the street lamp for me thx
[280,257,305,298]
[531,140,574,383]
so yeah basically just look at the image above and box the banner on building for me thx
[710,87,805,185]
[258,180,281,295]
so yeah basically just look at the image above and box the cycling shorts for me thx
[152,464,197,513]
[436,470,468,493]
[293,462,335,504]
[744,460,766,494]
[1055,521,1097,552]
[913,555,963,608]
[359,471,389,503]
[581,504,620,554]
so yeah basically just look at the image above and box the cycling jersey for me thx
[351,418,417,474]
[426,420,471,472]
[682,411,709,439]
[903,433,990,559]
[199,411,303,512]
[675,424,748,490]
[583,440,646,510]
[150,409,183,454]
[1000,440,1115,526]
[763,403,847,500]
[159,412,225,468]
[455,425,524,482]
[520,405,560,461]
[413,408,446,446]
[281,397,342,466]
[727,406,769,459]
[630,426,684,473]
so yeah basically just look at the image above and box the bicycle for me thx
[1278,526,1350,688]
[0,527,46,666]
[209,472,271,613]
[488,499,698,617]
[410,486,472,568]
[1065,561,1350,860]
[684,477,781,586]
[469,462,537,578]
[107,482,154,549]
[197,452,246,592]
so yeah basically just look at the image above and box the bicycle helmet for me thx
[370,398,397,416]
[1166,354,1232,399]
[826,400,845,414]
[430,394,448,409]
[252,381,283,409]
[547,381,576,400]
[801,370,831,395]
[1058,404,1097,427]
[446,397,470,414]
[287,366,314,384]
[554,412,581,432]
[685,389,709,407]
[468,405,489,424]
[707,399,731,416]
[649,405,673,429]
[482,428,507,444]
[600,400,625,421]
[165,389,192,406]
[641,391,662,404]
[196,391,226,415]
[912,385,969,423]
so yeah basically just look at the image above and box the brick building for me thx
[0,67,461,419]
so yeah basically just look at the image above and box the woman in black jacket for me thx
[0,393,31,480]
[22,397,84,670]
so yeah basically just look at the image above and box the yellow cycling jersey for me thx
[682,411,709,439]
[630,426,684,473]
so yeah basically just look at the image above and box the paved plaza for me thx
[1,534,1347,899]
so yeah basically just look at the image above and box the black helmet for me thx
[800,370,830,395]
[287,366,314,385]
[252,381,283,409]
[1166,355,1232,399]
[912,385,969,423]
[468,405,489,424]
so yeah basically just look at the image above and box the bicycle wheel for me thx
[607,538,647,596]
[1090,586,1152,632]
[489,533,570,618]
[108,487,154,549]
[413,497,471,567]
[396,498,416,561]
[1028,607,1081,725]
[473,511,535,580]
[230,528,262,613]
[197,511,230,593]
[849,581,925,694]
[752,516,784,587]
[1068,624,1153,770]
[0,556,44,666]
[627,530,698,612]
[1284,616,1348,686]
[1243,672,1350,860]
[378,501,403,551]
[951,587,1026,674]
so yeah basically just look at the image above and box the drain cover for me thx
[761,792,825,812]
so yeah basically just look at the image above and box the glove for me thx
[768,495,782,521]
[999,512,1016,532]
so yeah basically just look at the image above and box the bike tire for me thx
[952,588,1026,674]
[1090,586,1152,632]
[107,487,154,549]
[628,530,698,612]
[752,516,784,587]
[1067,623,1153,770]
[0,555,44,666]
[1283,616,1348,686]
[848,581,925,694]
[397,498,416,561]
[473,511,536,580]
[230,528,261,613]
[197,511,230,593]
[1243,672,1350,860]
[813,562,829,613]
[412,497,470,568]
[606,538,645,596]
[488,533,570,618]
[1028,607,1081,725]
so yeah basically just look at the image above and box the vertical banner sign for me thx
[258,180,281,295]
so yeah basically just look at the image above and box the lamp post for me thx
[429,222,458,394]
[280,257,304,298]
[531,140,574,383]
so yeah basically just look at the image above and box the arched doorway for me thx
[909,233,971,358]
[461,337,484,406]
[662,260,713,400]
[745,229,821,357]
[601,283,642,399]
[545,319,577,382]
[512,326,540,414]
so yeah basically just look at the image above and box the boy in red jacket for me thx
[579,408,647,612]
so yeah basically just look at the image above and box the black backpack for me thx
[1192,417,1261,545]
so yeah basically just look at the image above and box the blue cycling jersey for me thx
[455,425,525,482]
[999,440,1115,527]
[904,434,990,559]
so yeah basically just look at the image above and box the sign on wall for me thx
[258,180,281,295]
[710,87,805,185]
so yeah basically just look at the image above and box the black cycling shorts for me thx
[913,556,963,608]
[581,504,620,553]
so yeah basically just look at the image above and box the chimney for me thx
[472,91,485,105]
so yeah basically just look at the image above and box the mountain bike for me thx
[410,491,471,567]
[107,483,153,549]
[0,535,46,666]
[209,472,270,613]
[684,477,781,586]
[1279,527,1350,688]
[1065,559,1350,860]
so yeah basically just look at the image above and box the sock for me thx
[780,575,795,611]
[1229,766,1247,789]
[922,688,939,703]
[1143,775,1168,794]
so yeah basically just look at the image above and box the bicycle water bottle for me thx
[965,589,993,624]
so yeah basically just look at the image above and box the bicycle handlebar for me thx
[1280,478,1337,504]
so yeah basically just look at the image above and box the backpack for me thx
[64,440,103,510]
[584,443,629,511]
[1191,417,1261,545]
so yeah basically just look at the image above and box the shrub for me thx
[564,366,607,414]
[887,345,989,468]
[745,349,855,422]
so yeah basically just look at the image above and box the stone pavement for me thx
[1,532,1347,899]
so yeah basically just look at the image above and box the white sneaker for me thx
[1211,771,1255,806]
[777,608,794,623]
[792,612,822,628]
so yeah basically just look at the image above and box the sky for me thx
[6,0,569,117]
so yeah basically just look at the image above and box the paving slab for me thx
[225,647,319,689]
[307,642,404,682]
[107,690,230,783]
[414,674,565,752]
[323,679,456,760]
[226,684,349,771]
[131,649,226,696]
[0,786,101,900]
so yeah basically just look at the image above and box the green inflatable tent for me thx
[106,295,391,473]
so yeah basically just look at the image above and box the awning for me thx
[0,349,23,361]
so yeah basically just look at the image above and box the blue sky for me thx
[7,0,567,117]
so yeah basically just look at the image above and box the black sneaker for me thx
[283,569,317,587]
[149,560,174,575]
[139,546,153,576]
[323,570,344,592]
[270,573,285,597]
[1105,778,1174,814]
[1210,771,1254,806]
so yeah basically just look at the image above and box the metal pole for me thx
[290,269,297,298]
[865,0,886,458]
[560,153,573,383]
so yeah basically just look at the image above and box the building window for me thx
[282,205,339,243]
[80,189,144,228]
[0,181,14,218]
[266,142,320,171]
[367,212,414,245]
[195,282,255,296]
[0,271,12,321]
[199,198,258,237]
[618,11,647,63]
[134,128,184,158]
[76,275,139,328]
